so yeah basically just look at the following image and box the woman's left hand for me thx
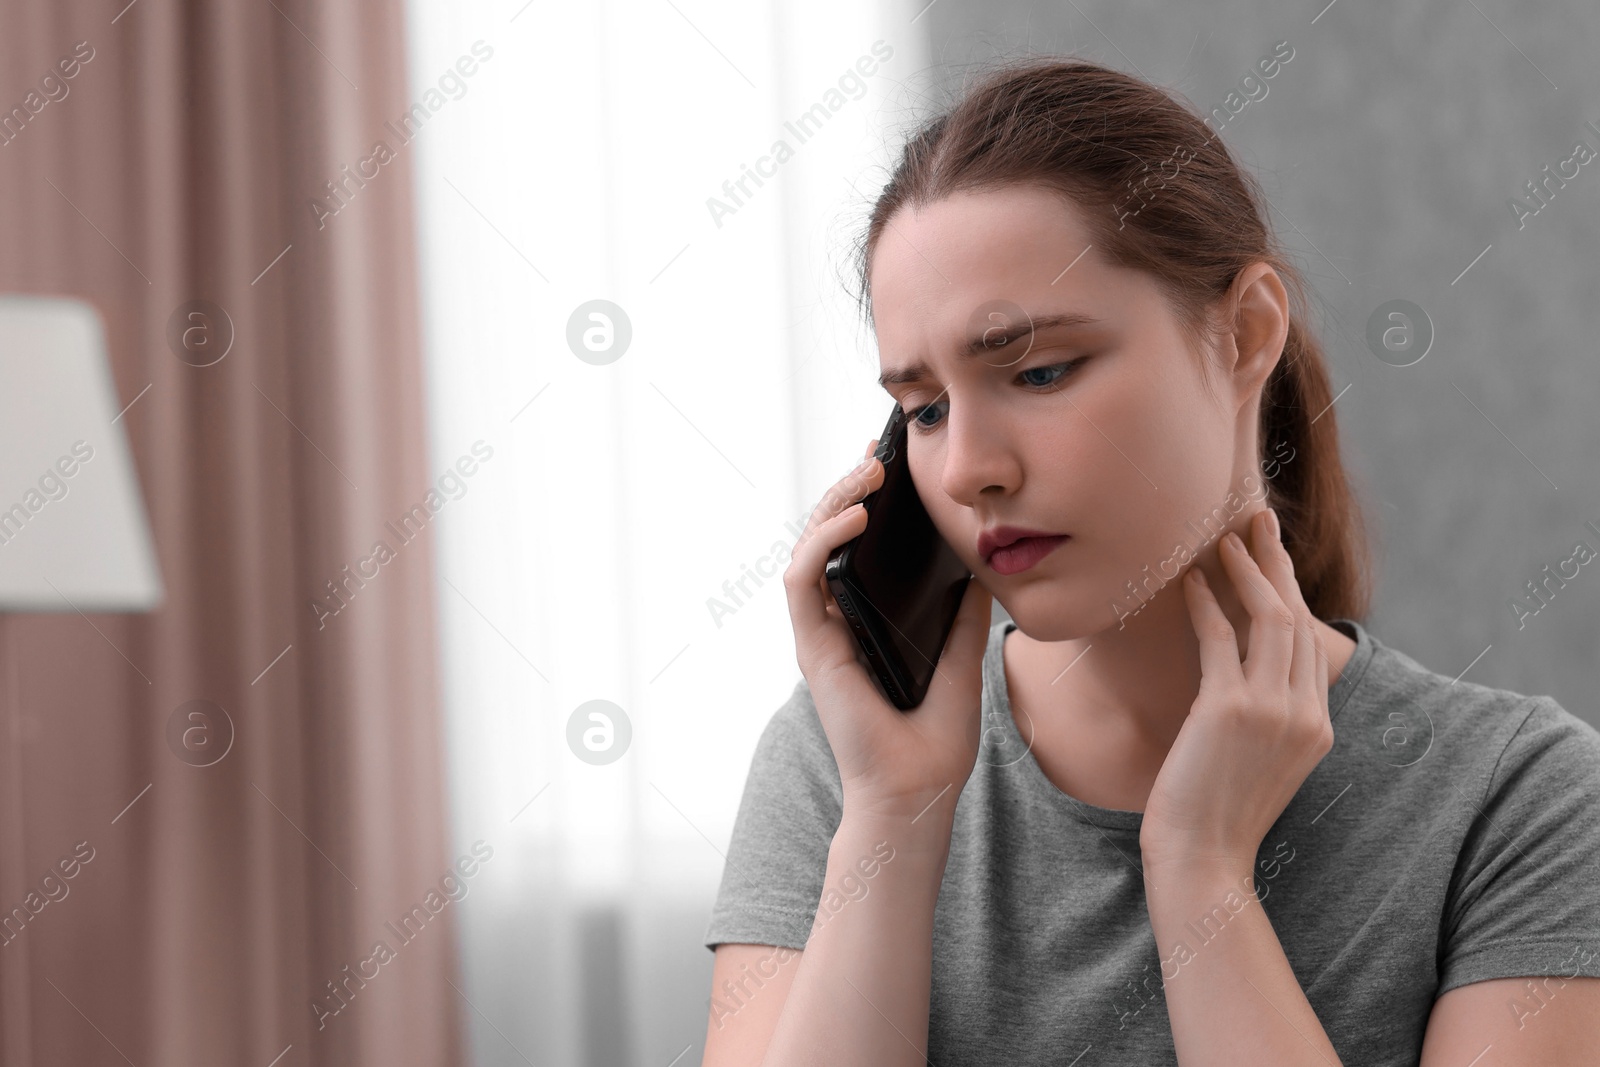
[1139,506,1333,880]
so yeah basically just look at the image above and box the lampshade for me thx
[0,295,163,612]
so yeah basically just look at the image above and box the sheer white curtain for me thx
[402,1,931,1062]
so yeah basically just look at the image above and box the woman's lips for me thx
[987,535,1069,576]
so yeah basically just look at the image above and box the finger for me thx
[1288,598,1318,696]
[815,564,860,635]
[794,450,886,655]
[785,501,870,664]
[1219,522,1295,687]
[819,458,878,519]
[1296,611,1331,750]
[1248,507,1318,697]
[1261,518,1321,700]
[1256,512,1334,713]
[1318,627,1330,693]
[798,454,882,546]
[1182,566,1246,689]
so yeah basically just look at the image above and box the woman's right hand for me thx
[783,440,995,824]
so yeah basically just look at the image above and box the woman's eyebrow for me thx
[877,311,1102,389]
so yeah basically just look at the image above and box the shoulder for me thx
[1480,691,1600,809]
[705,677,844,953]
[737,676,843,826]
[1345,637,1600,995]
[1319,628,1600,989]
[1335,629,1600,797]
[754,676,839,774]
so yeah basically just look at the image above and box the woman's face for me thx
[869,183,1275,642]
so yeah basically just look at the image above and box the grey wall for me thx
[923,0,1600,725]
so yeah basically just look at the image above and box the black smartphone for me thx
[825,405,973,709]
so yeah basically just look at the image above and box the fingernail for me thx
[1225,531,1243,551]
[1266,507,1281,539]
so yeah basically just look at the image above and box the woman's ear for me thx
[1223,262,1291,411]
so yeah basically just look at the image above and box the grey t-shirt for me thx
[703,617,1600,1064]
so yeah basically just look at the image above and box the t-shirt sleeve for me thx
[1437,695,1600,994]
[703,677,844,952]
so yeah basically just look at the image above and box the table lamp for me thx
[0,293,163,1063]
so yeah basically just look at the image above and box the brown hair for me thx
[854,57,1372,623]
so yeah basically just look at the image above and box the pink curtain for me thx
[0,1,464,1063]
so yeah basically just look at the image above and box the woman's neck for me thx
[1001,584,1357,811]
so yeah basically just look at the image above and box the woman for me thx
[701,58,1600,1065]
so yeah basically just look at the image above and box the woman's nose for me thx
[939,407,1017,504]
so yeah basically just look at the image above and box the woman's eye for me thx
[1019,363,1069,387]
[906,358,1088,433]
